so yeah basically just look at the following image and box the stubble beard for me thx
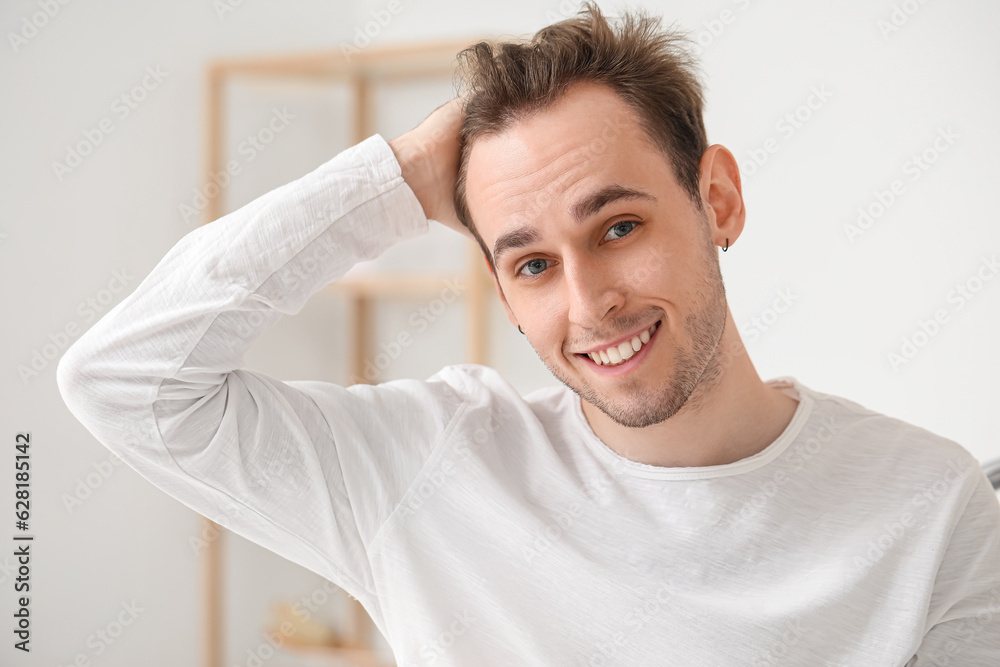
[541,222,728,429]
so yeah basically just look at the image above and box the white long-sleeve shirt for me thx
[57,134,1000,666]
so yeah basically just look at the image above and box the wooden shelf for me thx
[208,37,479,80]
[328,272,467,298]
[199,37,493,667]
[266,634,395,667]
[265,602,396,666]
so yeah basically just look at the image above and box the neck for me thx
[580,306,799,468]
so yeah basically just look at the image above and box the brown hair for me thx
[453,1,709,276]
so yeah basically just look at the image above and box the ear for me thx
[698,144,745,249]
[484,254,520,329]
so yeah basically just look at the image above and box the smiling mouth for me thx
[576,319,661,367]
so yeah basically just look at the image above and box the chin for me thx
[547,341,708,429]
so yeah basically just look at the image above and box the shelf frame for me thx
[198,36,492,667]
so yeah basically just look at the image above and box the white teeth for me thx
[587,321,658,366]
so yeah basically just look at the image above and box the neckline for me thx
[571,377,813,480]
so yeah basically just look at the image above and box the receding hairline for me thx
[458,81,666,263]
[451,3,709,274]
[457,81,706,271]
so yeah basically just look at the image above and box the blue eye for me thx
[605,220,637,241]
[517,220,641,279]
[518,258,549,278]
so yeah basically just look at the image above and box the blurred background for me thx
[2,0,998,665]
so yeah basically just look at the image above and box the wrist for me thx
[388,135,434,220]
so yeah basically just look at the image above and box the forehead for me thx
[465,82,675,251]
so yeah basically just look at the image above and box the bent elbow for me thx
[56,336,161,456]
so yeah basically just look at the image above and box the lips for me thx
[579,320,660,366]
[575,319,662,376]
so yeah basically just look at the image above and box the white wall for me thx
[2,0,997,665]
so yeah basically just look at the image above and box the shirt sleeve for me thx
[55,133,469,611]
[905,469,1000,666]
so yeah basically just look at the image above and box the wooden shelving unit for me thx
[198,36,491,667]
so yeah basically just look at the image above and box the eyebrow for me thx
[492,184,657,267]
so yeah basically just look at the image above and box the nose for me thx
[563,252,625,330]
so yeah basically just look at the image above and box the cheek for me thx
[531,294,565,330]
[517,293,567,349]
[626,244,673,287]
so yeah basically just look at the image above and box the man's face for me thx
[465,81,728,428]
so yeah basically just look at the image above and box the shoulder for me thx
[790,378,986,494]
[423,363,577,431]
[429,363,566,403]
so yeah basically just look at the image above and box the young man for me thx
[58,3,999,665]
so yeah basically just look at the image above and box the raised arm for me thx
[56,106,473,613]
[388,94,472,240]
